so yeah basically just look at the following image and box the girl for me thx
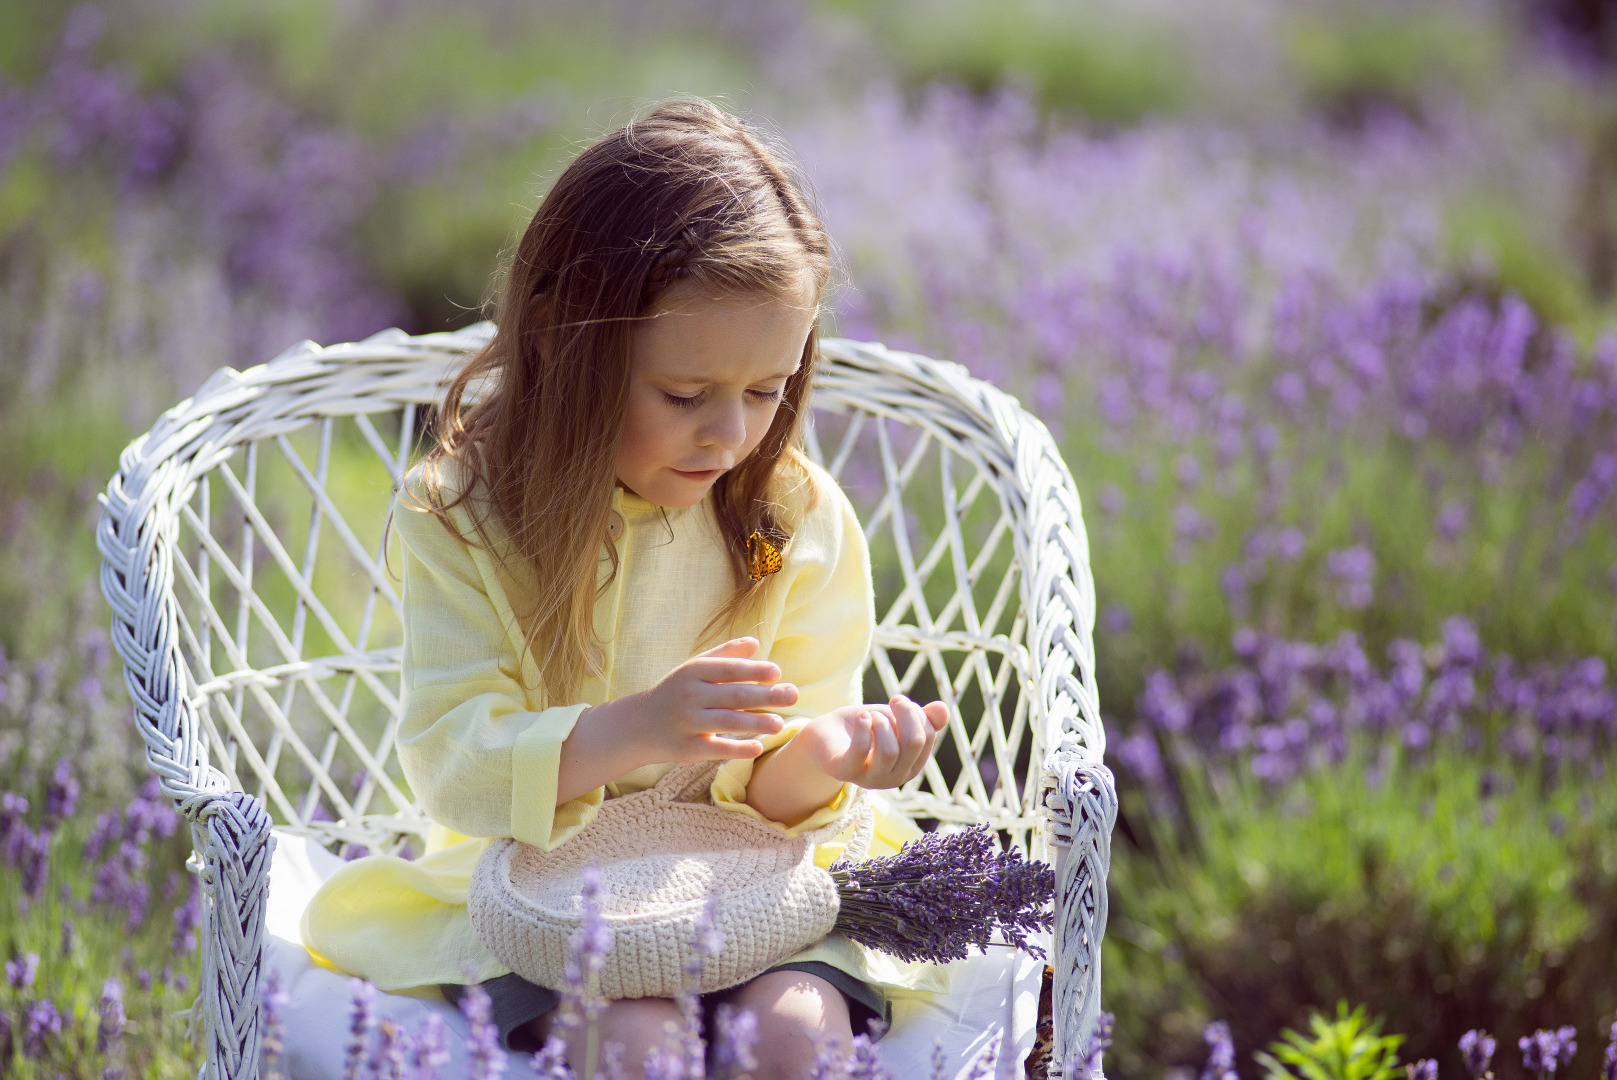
[302,98,953,1077]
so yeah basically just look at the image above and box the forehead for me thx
[631,289,816,382]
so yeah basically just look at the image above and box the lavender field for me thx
[3,0,1617,1076]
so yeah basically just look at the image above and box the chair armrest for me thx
[1041,742,1117,1077]
[194,790,277,1080]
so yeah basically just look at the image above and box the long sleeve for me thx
[711,464,875,832]
[392,473,604,849]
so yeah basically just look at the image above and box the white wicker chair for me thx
[97,325,1115,1079]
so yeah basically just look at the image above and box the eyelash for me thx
[663,389,782,410]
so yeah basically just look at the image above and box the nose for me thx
[698,397,748,452]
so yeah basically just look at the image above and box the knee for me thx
[532,998,685,1079]
[599,997,687,1062]
[748,1016,841,1076]
[723,972,853,1079]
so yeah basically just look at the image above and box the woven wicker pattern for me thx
[97,324,1114,1078]
[469,762,868,1000]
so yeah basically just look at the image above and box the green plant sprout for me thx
[1257,1003,1406,1080]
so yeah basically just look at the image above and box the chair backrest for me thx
[98,325,1102,861]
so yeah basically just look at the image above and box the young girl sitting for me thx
[301,98,953,1077]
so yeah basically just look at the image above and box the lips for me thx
[671,467,725,481]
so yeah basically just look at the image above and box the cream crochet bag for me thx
[467,760,873,999]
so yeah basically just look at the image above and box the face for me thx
[616,287,817,508]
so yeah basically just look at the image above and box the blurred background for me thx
[2,0,1617,1076]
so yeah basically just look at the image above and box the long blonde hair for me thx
[418,99,832,700]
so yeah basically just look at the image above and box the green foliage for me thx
[1255,1003,1405,1080]
[1284,5,1504,121]
[1445,195,1604,338]
[1103,750,1617,1079]
[878,0,1189,125]
[0,816,201,1078]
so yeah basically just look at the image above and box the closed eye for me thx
[662,388,783,408]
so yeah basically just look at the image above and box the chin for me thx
[641,481,714,509]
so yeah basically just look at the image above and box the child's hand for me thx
[633,637,796,763]
[796,696,950,790]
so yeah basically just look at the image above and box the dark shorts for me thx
[441,962,889,1052]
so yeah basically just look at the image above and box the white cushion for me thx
[264,831,1042,1078]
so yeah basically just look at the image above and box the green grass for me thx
[0,814,201,1078]
[1105,747,1617,1077]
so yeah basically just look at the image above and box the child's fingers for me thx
[922,701,950,730]
[701,735,767,760]
[889,695,934,778]
[688,656,782,685]
[698,680,796,711]
[701,709,785,739]
[846,709,876,773]
[697,637,760,659]
[869,706,901,776]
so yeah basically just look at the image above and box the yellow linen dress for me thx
[300,456,951,1000]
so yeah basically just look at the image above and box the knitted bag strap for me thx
[658,760,727,805]
[652,760,875,854]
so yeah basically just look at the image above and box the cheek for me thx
[745,402,783,453]
[616,397,661,470]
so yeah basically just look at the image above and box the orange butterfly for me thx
[746,530,784,580]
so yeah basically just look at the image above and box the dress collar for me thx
[613,485,693,522]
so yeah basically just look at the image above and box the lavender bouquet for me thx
[830,823,1054,964]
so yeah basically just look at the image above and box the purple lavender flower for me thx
[1098,484,1126,517]
[1201,1020,1237,1080]
[124,778,180,844]
[1139,671,1191,734]
[19,826,51,900]
[1436,500,1470,540]
[343,978,377,1080]
[99,976,126,1055]
[1520,1027,1577,1080]
[261,969,288,1080]
[956,1030,1001,1079]
[6,951,38,989]
[553,864,613,1049]
[712,1003,759,1080]
[459,982,505,1080]
[1082,1012,1115,1080]
[665,895,721,1078]
[411,1014,450,1080]
[531,1035,572,1080]
[60,918,74,958]
[1117,731,1165,786]
[173,878,202,953]
[372,1018,413,1080]
[830,823,1053,964]
[1326,544,1376,609]
[93,839,151,931]
[1101,604,1134,634]
[1407,1061,1437,1080]
[1274,527,1306,562]
[1600,1012,1616,1080]
[44,756,79,824]
[82,811,121,862]
[1,792,28,862]
[23,998,63,1058]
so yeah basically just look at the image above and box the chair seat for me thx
[262,834,1044,1078]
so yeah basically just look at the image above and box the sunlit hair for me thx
[415,98,832,701]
